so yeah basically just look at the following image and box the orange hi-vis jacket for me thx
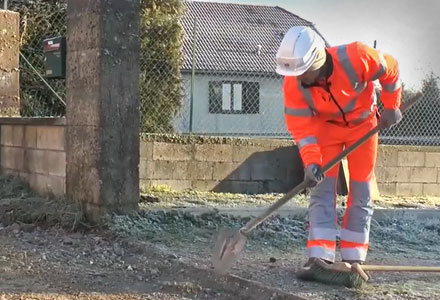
[283,42,402,167]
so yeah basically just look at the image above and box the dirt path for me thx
[0,176,439,300]
[108,207,440,300]
[0,224,307,300]
[0,209,439,300]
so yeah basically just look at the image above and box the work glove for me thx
[379,108,402,129]
[304,164,324,188]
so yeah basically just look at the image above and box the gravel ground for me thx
[140,187,440,210]
[0,175,439,299]
[107,207,440,300]
[0,175,302,300]
[0,222,306,300]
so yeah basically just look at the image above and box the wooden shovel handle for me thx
[362,265,440,272]
[241,93,422,235]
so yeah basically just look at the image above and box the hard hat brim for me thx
[275,65,309,77]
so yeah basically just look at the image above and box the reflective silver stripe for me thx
[371,65,385,81]
[308,228,337,241]
[370,52,388,81]
[344,97,357,112]
[351,110,373,125]
[382,80,401,93]
[297,136,317,149]
[331,97,357,118]
[284,106,314,117]
[297,78,316,112]
[340,247,368,261]
[341,229,369,244]
[308,247,336,262]
[337,45,359,90]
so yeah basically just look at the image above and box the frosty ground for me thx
[0,176,439,300]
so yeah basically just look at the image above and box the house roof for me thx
[180,1,327,75]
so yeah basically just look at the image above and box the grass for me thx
[141,184,440,210]
[0,174,84,230]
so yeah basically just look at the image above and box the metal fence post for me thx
[189,17,198,133]
[4,0,8,10]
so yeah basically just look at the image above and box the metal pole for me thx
[4,0,8,10]
[19,52,66,106]
[189,17,197,133]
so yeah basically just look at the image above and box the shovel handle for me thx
[362,265,440,272]
[241,93,421,235]
[241,125,377,234]
[241,180,307,234]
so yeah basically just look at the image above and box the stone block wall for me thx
[376,145,440,196]
[0,119,66,196]
[139,135,305,194]
[0,122,439,198]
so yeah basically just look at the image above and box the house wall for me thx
[176,73,288,137]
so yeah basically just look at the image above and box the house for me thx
[175,1,327,137]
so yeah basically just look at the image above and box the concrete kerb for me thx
[149,206,440,222]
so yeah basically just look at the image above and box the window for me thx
[209,81,259,114]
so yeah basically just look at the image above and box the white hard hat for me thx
[276,26,326,76]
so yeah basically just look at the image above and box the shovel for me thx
[212,93,421,275]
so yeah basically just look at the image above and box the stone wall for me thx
[0,122,439,197]
[0,119,66,196]
[0,10,20,116]
[376,145,440,196]
[139,134,305,194]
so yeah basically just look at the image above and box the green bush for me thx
[139,0,185,132]
[10,0,185,133]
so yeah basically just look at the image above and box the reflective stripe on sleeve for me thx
[297,136,317,149]
[337,45,360,90]
[382,80,401,93]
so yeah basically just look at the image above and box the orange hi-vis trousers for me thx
[306,114,378,262]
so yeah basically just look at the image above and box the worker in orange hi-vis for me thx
[275,26,402,280]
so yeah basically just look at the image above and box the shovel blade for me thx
[212,227,247,275]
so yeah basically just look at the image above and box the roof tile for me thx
[181,1,325,74]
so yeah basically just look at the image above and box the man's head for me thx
[275,26,326,83]
[297,47,327,85]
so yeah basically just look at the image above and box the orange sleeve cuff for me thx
[381,90,402,110]
[299,144,322,167]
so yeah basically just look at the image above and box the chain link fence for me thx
[141,1,440,145]
[8,0,66,117]
[380,75,440,145]
[142,0,294,138]
[6,0,439,145]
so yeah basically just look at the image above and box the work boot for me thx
[296,257,333,281]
